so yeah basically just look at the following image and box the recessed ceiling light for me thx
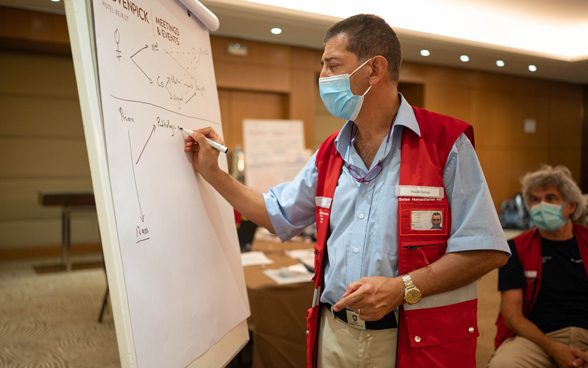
[51,0,60,2]
[496,60,505,67]
[460,55,469,62]
[271,28,282,35]
[528,65,537,72]
[420,50,430,57]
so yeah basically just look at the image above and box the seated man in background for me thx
[489,165,588,368]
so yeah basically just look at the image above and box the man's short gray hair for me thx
[520,165,587,222]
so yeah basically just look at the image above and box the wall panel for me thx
[0,96,83,137]
[405,61,583,209]
[548,150,582,181]
[510,94,550,150]
[218,89,288,151]
[0,217,99,249]
[424,84,472,123]
[215,62,291,93]
[0,50,94,251]
[0,139,90,179]
[0,178,93,222]
[549,98,583,150]
[0,52,78,97]
[211,36,291,68]
[290,69,316,149]
[476,148,513,205]
[471,89,517,149]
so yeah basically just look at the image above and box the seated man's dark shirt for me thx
[499,236,588,333]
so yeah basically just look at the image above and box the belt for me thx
[324,304,398,330]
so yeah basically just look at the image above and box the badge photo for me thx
[411,210,444,231]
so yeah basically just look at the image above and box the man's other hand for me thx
[547,341,588,368]
[333,276,404,321]
[183,127,223,179]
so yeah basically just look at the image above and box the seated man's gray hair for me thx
[520,165,587,223]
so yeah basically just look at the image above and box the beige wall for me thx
[0,7,584,252]
[0,51,99,250]
[399,63,583,209]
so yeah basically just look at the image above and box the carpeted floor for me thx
[0,255,120,368]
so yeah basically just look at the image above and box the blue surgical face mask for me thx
[319,58,372,121]
[530,201,570,232]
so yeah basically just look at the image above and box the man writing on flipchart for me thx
[184,14,510,368]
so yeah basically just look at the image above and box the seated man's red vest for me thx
[494,224,588,348]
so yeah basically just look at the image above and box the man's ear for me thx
[369,55,389,86]
[567,202,578,220]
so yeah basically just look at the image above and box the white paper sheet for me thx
[243,120,312,193]
[284,249,315,270]
[91,1,249,367]
[241,251,274,267]
[262,263,314,285]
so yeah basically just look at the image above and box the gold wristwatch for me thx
[401,274,421,305]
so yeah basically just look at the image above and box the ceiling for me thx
[2,0,588,84]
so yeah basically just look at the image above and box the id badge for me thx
[345,310,366,330]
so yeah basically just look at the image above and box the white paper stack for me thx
[284,249,315,270]
[241,251,274,267]
[262,263,314,285]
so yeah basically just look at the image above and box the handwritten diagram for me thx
[123,32,208,109]
[107,28,221,245]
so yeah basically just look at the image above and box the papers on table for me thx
[284,249,315,270]
[241,251,274,267]
[262,263,314,285]
[242,248,315,284]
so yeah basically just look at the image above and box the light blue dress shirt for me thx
[263,94,510,305]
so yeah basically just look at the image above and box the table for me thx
[38,191,96,271]
[244,239,315,368]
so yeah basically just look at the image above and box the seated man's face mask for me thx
[319,58,372,121]
[530,201,571,231]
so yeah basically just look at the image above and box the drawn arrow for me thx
[130,44,152,84]
[128,131,145,222]
[185,92,197,105]
[136,125,156,164]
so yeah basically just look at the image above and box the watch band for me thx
[401,274,415,289]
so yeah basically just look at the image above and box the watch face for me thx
[405,289,421,304]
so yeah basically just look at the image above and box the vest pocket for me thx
[403,299,478,366]
[399,241,447,275]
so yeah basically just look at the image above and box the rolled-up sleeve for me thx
[443,134,511,256]
[262,152,319,242]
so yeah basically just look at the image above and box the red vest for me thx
[494,224,588,349]
[307,107,477,368]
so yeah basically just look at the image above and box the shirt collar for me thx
[334,93,421,156]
